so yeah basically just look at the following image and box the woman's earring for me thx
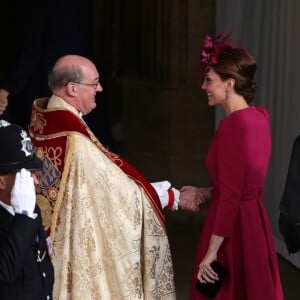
[225,88,230,99]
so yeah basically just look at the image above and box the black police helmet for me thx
[0,120,42,173]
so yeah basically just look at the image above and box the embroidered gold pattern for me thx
[36,194,53,231]
[78,219,96,255]
[30,110,47,134]
[47,147,63,168]
[30,97,176,299]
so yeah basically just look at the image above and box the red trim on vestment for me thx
[167,189,174,210]
[29,98,165,225]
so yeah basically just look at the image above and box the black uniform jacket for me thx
[0,205,54,299]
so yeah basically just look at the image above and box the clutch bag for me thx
[195,261,228,298]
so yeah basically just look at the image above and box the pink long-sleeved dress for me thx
[190,106,284,300]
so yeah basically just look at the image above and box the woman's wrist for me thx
[198,187,212,200]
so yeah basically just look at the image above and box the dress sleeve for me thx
[213,116,246,237]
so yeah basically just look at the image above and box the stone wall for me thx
[94,0,216,223]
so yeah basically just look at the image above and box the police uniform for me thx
[0,205,54,299]
[0,120,54,299]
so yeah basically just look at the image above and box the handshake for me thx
[151,181,212,212]
[179,186,212,212]
[10,171,211,216]
[11,168,37,218]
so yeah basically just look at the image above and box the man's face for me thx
[75,66,103,115]
[2,173,16,204]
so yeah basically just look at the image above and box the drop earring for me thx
[225,88,230,99]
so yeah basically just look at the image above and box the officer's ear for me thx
[0,175,6,190]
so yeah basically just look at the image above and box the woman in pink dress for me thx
[186,33,284,299]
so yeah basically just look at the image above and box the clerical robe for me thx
[29,96,176,300]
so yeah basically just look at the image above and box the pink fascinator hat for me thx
[200,32,232,70]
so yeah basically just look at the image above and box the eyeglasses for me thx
[73,81,99,89]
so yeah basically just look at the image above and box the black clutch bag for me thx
[195,261,228,298]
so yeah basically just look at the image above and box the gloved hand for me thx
[151,181,171,195]
[171,187,180,210]
[151,181,180,210]
[11,168,36,217]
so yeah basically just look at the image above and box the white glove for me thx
[171,187,180,210]
[150,181,180,210]
[150,181,171,196]
[11,168,36,218]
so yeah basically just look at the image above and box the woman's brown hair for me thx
[200,33,257,103]
[212,46,257,103]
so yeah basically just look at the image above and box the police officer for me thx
[0,120,54,299]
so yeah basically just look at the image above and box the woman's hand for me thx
[179,186,212,212]
[197,234,224,283]
[197,254,218,283]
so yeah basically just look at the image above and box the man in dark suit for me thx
[0,120,54,299]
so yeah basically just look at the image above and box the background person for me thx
[0,120,54,299]
[186,33,284,300]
